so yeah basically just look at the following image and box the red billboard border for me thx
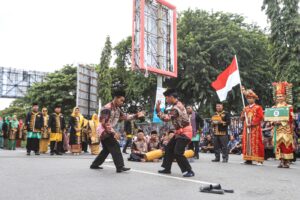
[132,0,178,78]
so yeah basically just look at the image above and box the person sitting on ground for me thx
[228,135,241,154]
[148,130,160,151]
[201,134,214,153]
[128,130,148,162]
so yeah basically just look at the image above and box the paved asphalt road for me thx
[0,149,299,200]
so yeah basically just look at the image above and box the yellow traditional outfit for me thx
[87,114,100,155]
[39,108,49,153]
[272,82,294,168]
[69,107,84,154]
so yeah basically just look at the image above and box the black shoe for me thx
[84,151,89,154]
[158,169,171,174]
[35,152,40,155]
[27,152,30,156]
[222,159,228,163]
[244,160,253,165]
[116,167,131,173]
[50,152,55,156]
[90,165,103,169]
[123,151,128,154]
[56,152,63,155]
[183,171,195,177]
[211,159,220,162]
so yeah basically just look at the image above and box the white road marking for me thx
[103,164,217,185]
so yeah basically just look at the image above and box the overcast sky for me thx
[0,0,268,110]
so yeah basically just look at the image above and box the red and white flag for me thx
[211,56,241,101]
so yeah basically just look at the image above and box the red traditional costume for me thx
[241,89,264,163]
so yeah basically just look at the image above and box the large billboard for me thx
[76,65,98,117]
[0,67,47,98]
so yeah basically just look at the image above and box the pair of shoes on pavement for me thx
[200,184,234,194]
[27,152,39,156]
[212,159,228,163]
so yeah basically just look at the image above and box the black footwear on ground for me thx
[26,152,30,156]
[158,169,171,174]
[35,152,40,155]
[183,171,195,177]
[222,159,228,163]
[90,165,103,169]
[244,160,253,165]
[211,159,220,162]
[116,167,131,173]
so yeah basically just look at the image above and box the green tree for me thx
[262,0,300,108]
[24,65,77,115]
[97,36,113,104]
[112,36,157,114]
[165,10,273,116]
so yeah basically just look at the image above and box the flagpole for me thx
[234,55,246,109]
[235,55,251,140]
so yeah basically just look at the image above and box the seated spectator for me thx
[228,135,241,155]
[148,130,160,151]
[128,130,148,162]
[200,134,214,153]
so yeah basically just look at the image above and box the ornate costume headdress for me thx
[272,82,293,104]
[241,86,259,99]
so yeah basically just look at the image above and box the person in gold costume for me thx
[39,108,49,154]
[272,82,294,168]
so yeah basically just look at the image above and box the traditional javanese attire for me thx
[81,119,89,153]
[39,111,49,153]
[2,117,9,149]
[25,111,44,154]
[241,89,264,163]
[48,112,66,154]
[8,117,19,150]
[69,107,84,154]
[211,110,231,162]
[272,82,294,164]
[87,114,100,155]
[18,120,26,148]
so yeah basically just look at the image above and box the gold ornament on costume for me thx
[272,82,293,105]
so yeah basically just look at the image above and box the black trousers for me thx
[188,141,200,158]
[122,138,132,153]
[162,136,192,173]
[82,141,88,152]
[128,153,144,162]
[50,141,63,153]
[26,138,40,153]
[91,135,124,169]
[213,135,229,160]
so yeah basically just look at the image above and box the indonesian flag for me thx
[211,56,241,101]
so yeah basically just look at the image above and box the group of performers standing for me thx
[0,81,297,177]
